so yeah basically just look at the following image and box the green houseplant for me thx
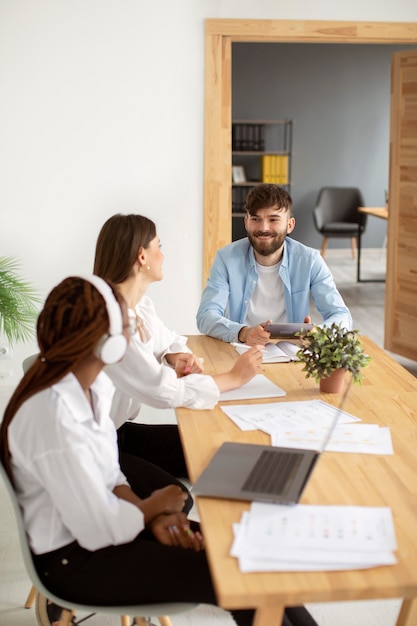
[296,322,371,393]
[0,257,40,345]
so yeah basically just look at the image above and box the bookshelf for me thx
[232,119,293,241]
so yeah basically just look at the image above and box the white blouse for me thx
[105,295,219,429]
[9,372,144,554]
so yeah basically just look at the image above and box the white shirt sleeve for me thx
[9,373,144,554]
[105,297,220,428]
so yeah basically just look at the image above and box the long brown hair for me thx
[0,276,124,480]
[94,213,157,284]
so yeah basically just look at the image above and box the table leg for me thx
[357,223,386,283]
[396,598,417,625]
[253,605,284,626]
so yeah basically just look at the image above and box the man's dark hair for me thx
[245,184,293,216]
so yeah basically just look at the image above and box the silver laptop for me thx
[192,380,352,505]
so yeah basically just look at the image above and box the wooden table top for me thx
[358,206,389,220]
[176,335,417,626]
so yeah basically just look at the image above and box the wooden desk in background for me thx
[176,335,417,626]
[357,206,388,283]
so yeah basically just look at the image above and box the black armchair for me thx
[312,187,367,258]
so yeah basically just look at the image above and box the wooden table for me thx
[357,206,388,283]
[176,335,417,626]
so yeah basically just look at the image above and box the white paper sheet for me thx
[231,503,397,572]
[271,424,394,455]
[219,374,286,401]
[220,399,359,433]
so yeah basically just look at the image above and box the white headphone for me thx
[80,275,128,365]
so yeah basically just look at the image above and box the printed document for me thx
[231,503,397,572]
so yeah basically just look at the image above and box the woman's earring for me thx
[139,265,150,273]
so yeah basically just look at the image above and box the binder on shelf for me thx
[261,155,289,184]
[261,155,271,183]
[232,124,242,151]
[279,155,289,184]
[232,123,266,152]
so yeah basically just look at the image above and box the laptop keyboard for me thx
[242,449,303,495]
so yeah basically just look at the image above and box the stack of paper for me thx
[231,503,397,572]
[220,400,393,455]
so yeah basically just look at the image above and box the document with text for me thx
[231,503,397,572]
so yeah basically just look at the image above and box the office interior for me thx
[1,2,417,625]
[232,42,414,249]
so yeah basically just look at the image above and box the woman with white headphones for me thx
[0,275,317,626]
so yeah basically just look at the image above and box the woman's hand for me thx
[213,344,263,393]
[148,513,205,551]
[166,352,204,377]
[139,485,188,524]
[148,485,187,513]
[230,345,264,385]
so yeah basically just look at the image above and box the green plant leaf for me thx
[295,322,371,385]
[0,257,41,344]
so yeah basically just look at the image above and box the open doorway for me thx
[202,19,417,282]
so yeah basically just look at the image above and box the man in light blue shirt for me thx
[197,184,352,345]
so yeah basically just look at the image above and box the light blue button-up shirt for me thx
[196,237,352,343]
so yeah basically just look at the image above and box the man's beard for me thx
[247,231,287,257]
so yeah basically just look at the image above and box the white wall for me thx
[1,0,417,371]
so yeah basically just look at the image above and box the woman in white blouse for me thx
[0,275,317,626]
[93,214,263,497]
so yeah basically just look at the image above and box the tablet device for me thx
[264,323,314,339]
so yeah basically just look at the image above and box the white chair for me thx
[0,462,198,626]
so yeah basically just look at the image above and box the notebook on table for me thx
[192,380,352,505]
[233,340,300,363]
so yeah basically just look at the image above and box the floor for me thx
[0,249,414,626]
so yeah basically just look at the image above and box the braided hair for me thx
[0,276,124,480]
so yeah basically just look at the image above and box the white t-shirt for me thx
[106,295,219,429]
[245,261,287,327]
[9,372,143,554]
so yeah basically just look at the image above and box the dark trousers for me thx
[33,527,316,626]
[117,422,188,478]
[117,421,193,514]
[34,435,318,626]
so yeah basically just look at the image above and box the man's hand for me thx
[239,320,272,346]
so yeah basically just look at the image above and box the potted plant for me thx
[0,257,40,345]
[295,322,371,393]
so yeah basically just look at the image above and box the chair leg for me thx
[121,617,131,626]
[134,615,172,626]
[58,609,75,625]
[24,584,37,608]
[351,237,357,259]
[320,237,328,257]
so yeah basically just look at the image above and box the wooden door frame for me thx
[203,19,417,283]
